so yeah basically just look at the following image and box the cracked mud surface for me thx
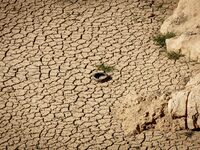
[1,0,200,149]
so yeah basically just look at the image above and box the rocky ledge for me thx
[169,72,200,129]
[160,0,200,62]
[114,71,200,135]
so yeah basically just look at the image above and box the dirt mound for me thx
[113,91,185,135]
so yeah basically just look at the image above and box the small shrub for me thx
[166,51,184,60]
[184,130,194,138]
[96,63,114,73]
[153,32,176,47]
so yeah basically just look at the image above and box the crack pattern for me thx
[1,0,200,149]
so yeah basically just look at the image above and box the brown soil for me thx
[113,90,186,135]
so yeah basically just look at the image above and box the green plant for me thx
[96,63,114,73]
[153,32,176,47]
[36,143,40,149]
[166,51,184,60]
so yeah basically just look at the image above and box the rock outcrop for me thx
[114,73,200,135]
[160,0,200,62]
[168,72,200,129]
[113,91,183,135]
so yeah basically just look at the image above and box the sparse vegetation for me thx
[96,63,114,73]
[153,32,184,60]
[166,51,184,60]
[153,32,176,47]
[184,130,194,138]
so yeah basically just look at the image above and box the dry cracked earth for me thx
[1,0,200,149]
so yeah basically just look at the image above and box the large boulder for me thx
[168,72,200,129]
[160,0,200,62]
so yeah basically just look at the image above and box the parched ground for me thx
[1,0,200,149]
